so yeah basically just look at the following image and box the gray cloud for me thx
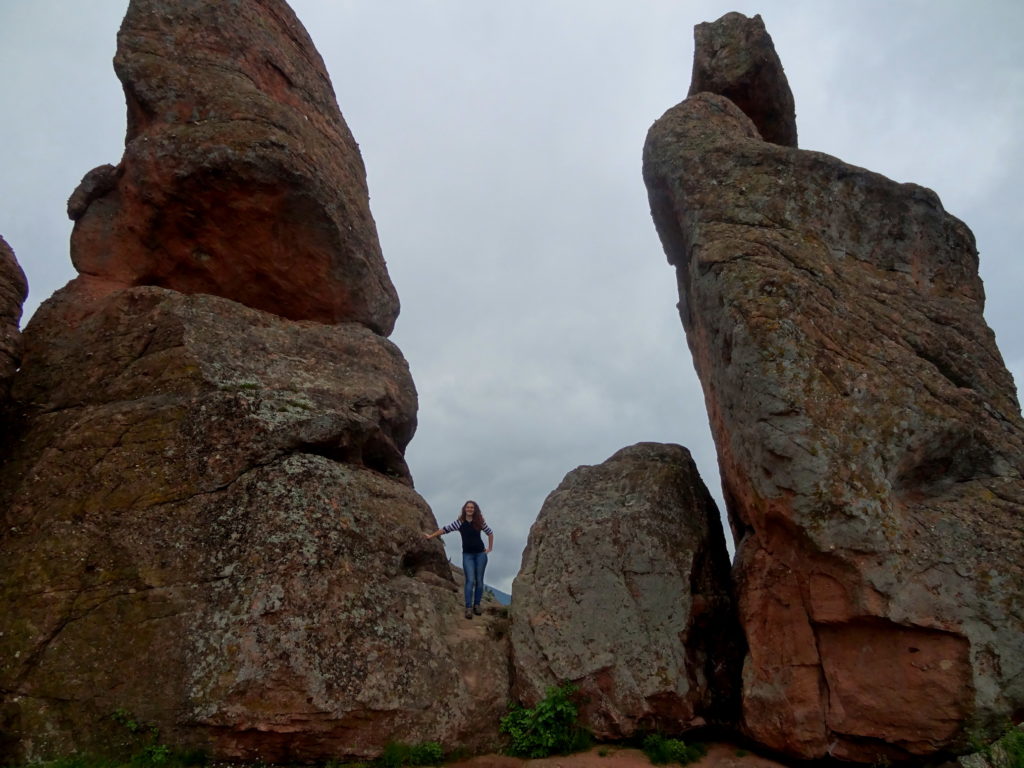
[1,1,1020,592]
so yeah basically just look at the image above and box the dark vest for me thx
[457,521,485,554]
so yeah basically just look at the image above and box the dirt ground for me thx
[446,742,791,768]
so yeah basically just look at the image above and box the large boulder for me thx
[66,0,399,333]
[0,287,507,762]
[643,20,1024,763]
[510,443,740,739]
[0,235,28,404]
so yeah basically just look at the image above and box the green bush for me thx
[378,741,444,767]
[499,683,591,758]
[1000,727,1024,768]
[133,745,170,768]
[968,721,1024,768]
[641,733,706,766]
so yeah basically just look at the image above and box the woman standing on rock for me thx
[424,500,494,619]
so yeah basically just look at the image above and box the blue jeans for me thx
[462,552,488,608]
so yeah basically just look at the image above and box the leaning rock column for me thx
[643,12,1024,763]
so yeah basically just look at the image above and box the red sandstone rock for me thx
[67,0,399,333]
[2,2,510,762]
[0,287,507,762]
[689,13,797,148]
[0,235,28,403]
[510,443,740,739]
[644,51,1024,761]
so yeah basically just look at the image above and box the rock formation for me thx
[644,12,1024,763]
[0,235,27,404]
[0,1,507,763]
[0,291,510,760]
[510,443,740,739]
[688,13,797,148]
[66,0,399,333]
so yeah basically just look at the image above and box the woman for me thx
[424,500,494,619]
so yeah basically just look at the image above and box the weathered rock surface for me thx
[510,443,740,739]
[0,287,507,762]
[0,1,513,760]
[0,235,28,403]
[67,0,399,333]
[689,13,797,148]
[644,23,1024,762]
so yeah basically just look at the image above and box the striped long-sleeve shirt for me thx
[441,519,493,554]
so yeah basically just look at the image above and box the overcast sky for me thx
[1,1,1021,593]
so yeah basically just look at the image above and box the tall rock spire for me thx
[1,3,510,763]
[67,0,399,333]
[644,12,1023,762]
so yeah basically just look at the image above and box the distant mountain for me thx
[485,585,511,605]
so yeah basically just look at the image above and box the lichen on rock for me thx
[510,443,741,740]
[0,1,508,762]
[643,12,1024,762]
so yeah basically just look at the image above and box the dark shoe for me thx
[473,604,482,615]
[464,608,473,619]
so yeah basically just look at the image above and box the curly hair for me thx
[460,499,486,531]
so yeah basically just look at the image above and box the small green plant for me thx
[735,749,749,757]
[407,742,443,767]
[982,724,1024,768]
[598,746,611,757]
[111,709,157,740]
[641,733,706,766]
[499,683,591,758]
[1004,727,1024,768]
[967,720,1024,768]
[135,744,171,767]
[378,741,444,767]
[104,708,205,768]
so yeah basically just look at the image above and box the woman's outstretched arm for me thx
[425,520,459,539]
